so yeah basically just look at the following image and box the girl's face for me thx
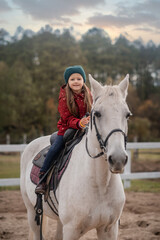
[68,73,84,94]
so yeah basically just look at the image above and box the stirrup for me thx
[35,182,46,194]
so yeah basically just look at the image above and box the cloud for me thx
[0,19,8,24]
[13,0,105,21]
[119,0,160,17]
[88,0,160,30]
[0,0,12,13]
[88,14,138,28]
[135,27,160,35]
[135,27,155,32]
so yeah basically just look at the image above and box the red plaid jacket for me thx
[57,85,92,135]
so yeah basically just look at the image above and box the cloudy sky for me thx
[0,0,160,44]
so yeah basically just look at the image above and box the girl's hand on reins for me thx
[80,116,90,128]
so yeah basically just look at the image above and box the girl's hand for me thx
[80,116,90,128]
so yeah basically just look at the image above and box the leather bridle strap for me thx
[85,113,127,159]
[103,128,127,150]
[85,137,104,159]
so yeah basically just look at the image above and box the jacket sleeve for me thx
[58,97,81,129]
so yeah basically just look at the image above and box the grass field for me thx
[0,150,160,192]
[0,153,21,191]
[125,179,160,193]
[132,148,160,162]
[0,153,20,178]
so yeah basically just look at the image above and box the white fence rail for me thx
[0,143,160,188]
[122,142,160,188]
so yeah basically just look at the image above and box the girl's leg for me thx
[40,135,64,173]
[35,135,64,194]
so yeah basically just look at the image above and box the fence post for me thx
[123,150,131,188]
[6,134,10,144]
[23,134,27,144]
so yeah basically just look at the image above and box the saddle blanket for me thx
[30,150,71,189]
[30,159,70,185]
[30,130,85,191]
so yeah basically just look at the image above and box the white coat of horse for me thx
[20,74,131,240]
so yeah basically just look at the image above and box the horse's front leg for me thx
[63,223,83,240]
[96,221,119,240]
[55,220,63,240]
[27,205,44,240]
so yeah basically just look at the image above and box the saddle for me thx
[30,128,85,192]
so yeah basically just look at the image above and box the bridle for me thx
[85,111,127,159]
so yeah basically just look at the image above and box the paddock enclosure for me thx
[0,190,160,240]
[0,148,160,239]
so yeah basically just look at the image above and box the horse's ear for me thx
[119,74,129,99]
[89,74,103,102]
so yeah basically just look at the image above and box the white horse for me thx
[20,74,131,240]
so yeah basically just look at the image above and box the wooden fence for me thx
[0,142,160,188]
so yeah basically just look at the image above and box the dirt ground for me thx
[0,190,160,240]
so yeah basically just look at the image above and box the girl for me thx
[35,65,92,194]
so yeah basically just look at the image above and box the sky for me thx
[0,0,160,44]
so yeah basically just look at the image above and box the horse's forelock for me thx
[97,85,122,103]
[93,85,125,108]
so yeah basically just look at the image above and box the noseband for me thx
[85,112,127,159]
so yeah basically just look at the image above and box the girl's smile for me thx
[68,73,84,93]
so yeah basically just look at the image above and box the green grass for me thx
[125,179,160,193]
[131,149,160,162]
[0,153,21,191]
[0,152,160,193]
[0,153,20,178]
[0,186,20,191]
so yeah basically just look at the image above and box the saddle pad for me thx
[31,131,84,191]
[30,155,71,188]
[33,145,50,168]
[30,164,40,185]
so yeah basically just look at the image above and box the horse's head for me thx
[88,74,132,174]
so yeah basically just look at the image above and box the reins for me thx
[85,112,127,159]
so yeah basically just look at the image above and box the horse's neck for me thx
[91,156,111,192]
[84,129,111,191]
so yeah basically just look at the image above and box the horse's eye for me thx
[95,111,101,118]
[126,112,132,119]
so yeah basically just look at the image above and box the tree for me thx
[129,117,151,141]
[80,28,112,83]
[136,70,155,100]
[0,27,160,142]
[137,99,160,139]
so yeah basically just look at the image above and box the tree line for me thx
[0,27,160,143]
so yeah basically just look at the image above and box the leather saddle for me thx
[31,128,85,191]
[32,128,80,168]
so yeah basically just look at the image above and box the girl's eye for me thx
[95,111,101,118]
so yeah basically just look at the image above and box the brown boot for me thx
[35,172,46,194]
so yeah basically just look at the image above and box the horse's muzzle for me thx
[108,155,128,174]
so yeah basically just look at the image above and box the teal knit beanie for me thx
[64,65,86,84]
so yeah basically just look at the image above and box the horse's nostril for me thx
[108,156,114,165]
[124,156,128,165]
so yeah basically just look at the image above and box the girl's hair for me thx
[65,83,92,117]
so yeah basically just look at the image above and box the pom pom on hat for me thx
[64,65,86,84]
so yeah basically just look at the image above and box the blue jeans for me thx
[40,135,64,173]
